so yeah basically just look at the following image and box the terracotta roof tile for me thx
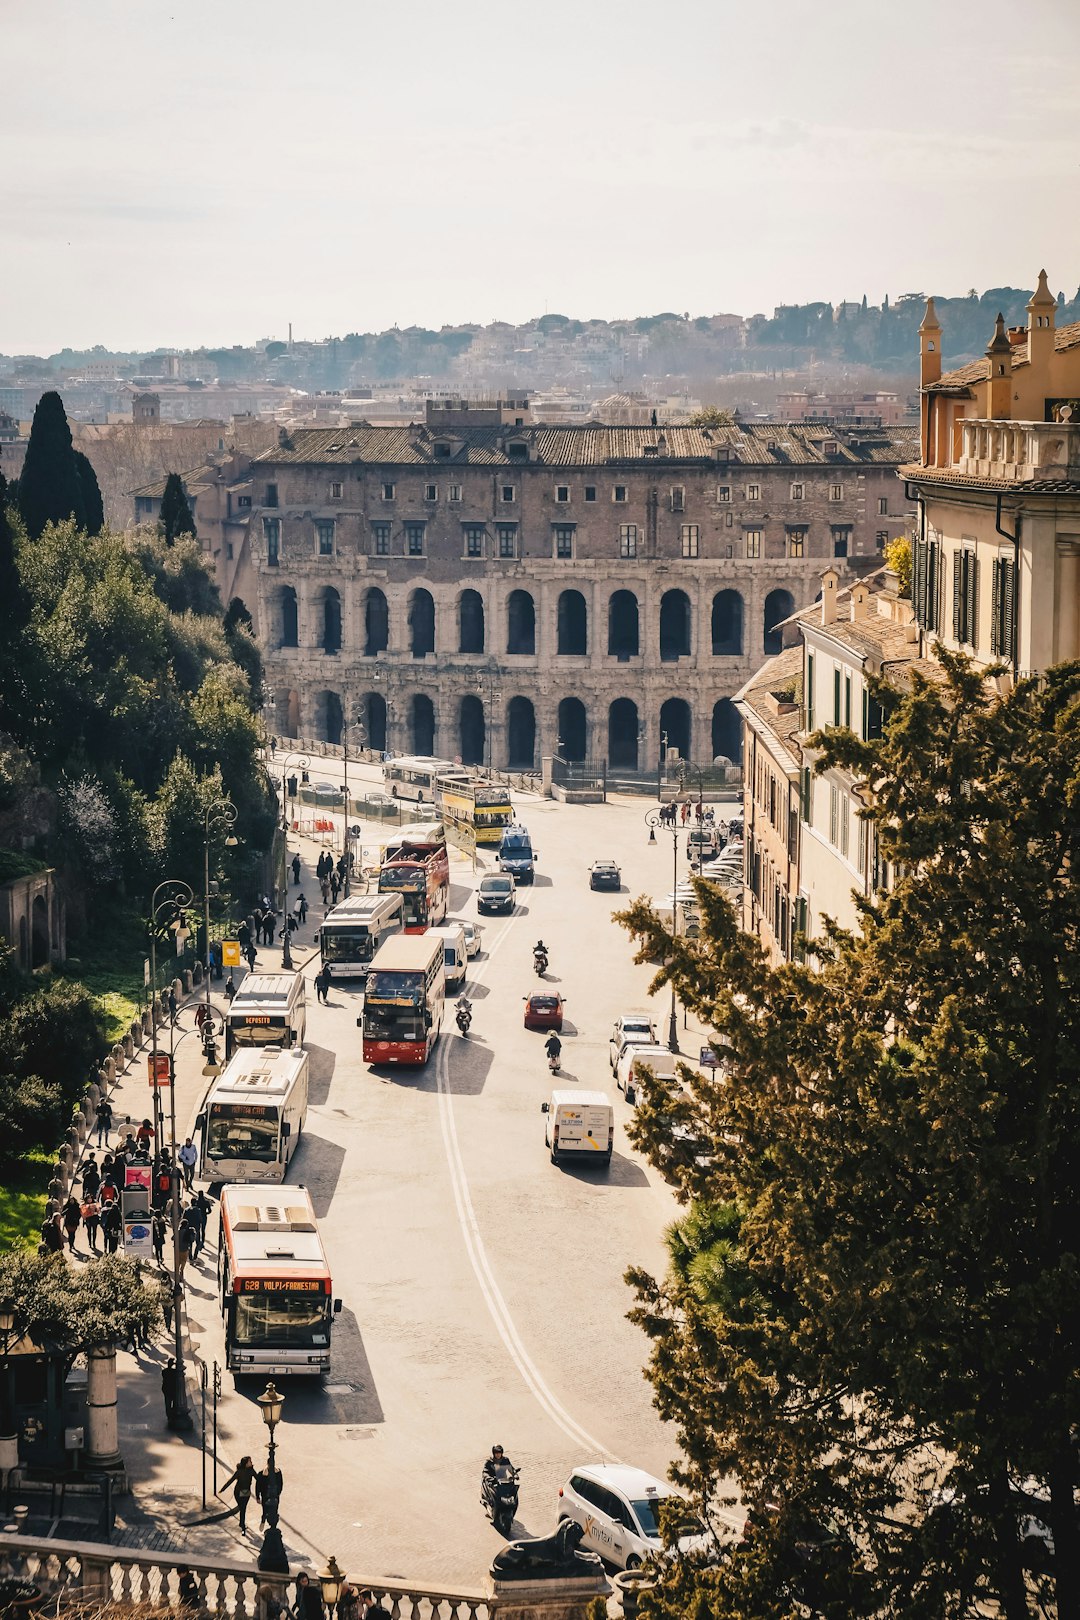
[929,319,1080,392]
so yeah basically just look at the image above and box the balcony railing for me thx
[954,418,1080,483]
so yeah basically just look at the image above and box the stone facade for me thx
[250,415,917,770]
[0,868,65,971]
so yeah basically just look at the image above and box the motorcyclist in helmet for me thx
[544,1032,562,1062]
[533,940,548,963]
[483,1444,515,1480]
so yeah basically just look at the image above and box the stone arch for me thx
[316,690,343,746]
[460,694,486,766]
[712,698,742,763]
[276,585,298,648]
[31,893,49,968]
[608,698,639,769]
[659,697,691,762]
[711,589,743,656]
[411,693,435,756]
[556,589,587,656]
[608,589,639,659]
[507,589,536,655]
[362,692,387,752]
[408,588,435,657]
[764,589,795,656]
[507,696,536,769]
[363,587,389,656]
[317,585,342,654]
[557,697,587,762]
[660,588,691,661]
[275,687,300,739]
[459,588,485,654]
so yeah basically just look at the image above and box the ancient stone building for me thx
[249,410,917,771]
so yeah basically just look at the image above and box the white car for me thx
[615,1043,678,1103]
[557,1465,708,1570]
[458,919,483,958]
[608,1014,658,1072]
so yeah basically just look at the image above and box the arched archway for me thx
[659,697,691,762]
[557,697,587,762]
[459,589,485,654]
[31,894,49,968]
[317,586,342,654]
[507,590,535,655]
[711,589,743,656]
[277,585,298,648]
[712,698,742,763]
[507,697,536,768]
[608,590,639,659]
[608,698,639,769]
[364,588,389,656]
[362,692,387,752]
[411,693,435,756]
[764,589,795,656]
[460,694,486,766]
[557,590,587,655]
[275,687,300,739]
[660,589,691,661]
[409,588,435,657]
[317,690,343,746]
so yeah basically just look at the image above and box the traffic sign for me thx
[222,940,241,967]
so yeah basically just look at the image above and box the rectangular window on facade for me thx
[330,481,343,500]
[857,816,868,876]
[862,687,883,740]
[584,485,597,502]
[381,481,395,501]
[844,672,852,729]
[800,766,813,824]
[433,442,452,459]
[990,555,1018,659]
[501,485,516,503]
[371,521,390,555]
[226,541,234,560]
[265,483,278,508]
[554,525,575,559]
[717,485,731,503]
[619,524,638,558]
[497,524,518,558]
[747,483,760,501]
[876,529,888,548]
[787,527,806,559]
[671,487,685,511]
[555,485,570,503]
[952,546,979,646]
[878,496,889,515]
[448,484,462,503]
[791,482,804,501]
[830,483,843,502]
[914,536,941,631]
[829,782,839,846]
[833,665,841,725]
[463,524,486,558]
[613,485,627,503]
[745,528,762,559]
[315,519,335,556]
[405,522,425,556]
[840,794,850,857]
[263,517,280,566]
[680,524,700,558]
[237,495,252,509]
[425,483,438,502]
[806,652,815,730]
[832,525,852,558]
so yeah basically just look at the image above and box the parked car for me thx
[609,1013,658,1071]
[458,920,483,958]
[477,873,516,915]
[615,1043,678,1103]
[359,791,398,812]
[558,1465,708,1569]
[524,991,565,1031]
[588,860,622,891]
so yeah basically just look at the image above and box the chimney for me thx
[850,582,871,622]
[919,297,942,387]
[1026,267,1056,373]
[821,568,839,626]
[985,313,1012,420]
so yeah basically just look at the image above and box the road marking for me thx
[437,913,622,1464]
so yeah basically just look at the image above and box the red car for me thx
[523,992,565,1032]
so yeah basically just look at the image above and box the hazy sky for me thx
[5,0,1080,353]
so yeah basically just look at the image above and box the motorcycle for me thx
[547,1045,562,1075]
[533,949,548,977]
[482,1464,520,1536]
[456,1000,473,1037]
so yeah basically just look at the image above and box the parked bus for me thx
[361,934,445,1065]
[378,827,449,931]
[225,972,306,1060]
[197,1046,309,1183]
[317,892,403,978]
[435,775,513,847]
[383,755,457,803]
[218,1184,340,1376]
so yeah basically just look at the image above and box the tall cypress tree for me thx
[17,391,86,540]
[73,451,104,536]
[159,472,196,545]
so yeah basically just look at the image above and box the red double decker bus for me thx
[361,935,445,1066]
[378,826,449,932]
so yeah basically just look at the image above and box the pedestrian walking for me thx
[225,974,236,1002]
[62,1195,81,1253]
[137,1117,155,1154]
[152,1211,166,1264]
[295,1573,324,1620]
[298,893,308,924]
[162,1358,177,1425]
[329,871,340,905]
[245,940,258,972]
[269,735,277,757]
[177,1568,200,1613]
[168,987,179,1025]
[293,895,304,929]
[291,853,301,885]
[81,1194,101,1252]
[176,1216,194,1276]
[220,1455,257,1533]
[99,1172,119,1206]
[160,1271,174,1332]
[42,1214,64,1254]
[102,1201,122,1253]
[94,1095,113,1146]
[120,1129,139,1160]
[237,918,251,951]
[179,1137,198,1191]
[314,965,330,1005]
[320,876,330,904]
[194,1002,210,1033]
[255,1461,284,1526]
[265,909,277,946]
[155,1153,173,1211]
[81,1155,100,1198]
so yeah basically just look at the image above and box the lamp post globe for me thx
[256,1381,288,1573]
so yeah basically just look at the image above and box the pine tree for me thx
[17,391,86,540]
[159,472,196,546]
[73,451,104,536]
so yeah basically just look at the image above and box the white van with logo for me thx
[541,1090,614,1168]
[427,922,467,992]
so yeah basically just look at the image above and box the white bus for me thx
[218,1184,340,1376]
[383,756,458,803]
[317,892,403,978]
[197,1046,309,1183]
[225,971,307,1061]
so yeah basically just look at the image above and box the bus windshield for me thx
[366,970,424,1001]
[207,1104,280,1161]
[233,1291,330,1349]
[321,926,375,963]
[381,865,423,890]
[364,1002,427,1043]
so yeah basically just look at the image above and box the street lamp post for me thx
[256,1381,288,1573]
[202,799,238,1016]
[319,1557,346,1620]
[149,878,195,1431]
[476,665,502,775]
[276,753,310,971]
[0,1300,16,1499]
[341,716,368,899]
[645,808,680,1054]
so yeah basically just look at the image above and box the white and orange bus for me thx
[217,1184,340,1376]
[361,934,445,1065]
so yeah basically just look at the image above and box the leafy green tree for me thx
[617,652,1080,1620]
[159,472,197,545]
[17,392,86,540]
[687,406,736,428]
[73,450,104,536]
[223,596,253,636]
[129,531,220,617]
[0,1251,163,1363]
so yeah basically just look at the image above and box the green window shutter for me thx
[952,550,964,640]
[965,555,978,647]
[1003,560,1017,663]
[800,766,812,822]
[912,537,926,622]
[833,667,841,725]
[990,558,1002,655]
[844,673,852,729]
[927,541,939,632]
[806,653,815,731]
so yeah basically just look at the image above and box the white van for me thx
[427,922,467,992]
[615,1043,678,1104]
[541,1090,614,1168]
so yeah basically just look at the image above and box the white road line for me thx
[437,912,623,1463]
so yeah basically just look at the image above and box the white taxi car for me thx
[608,1013,658,1072]
[557,1464,708,1569]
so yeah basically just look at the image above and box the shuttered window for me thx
[990,556,1018,660]
[952,548,978,645]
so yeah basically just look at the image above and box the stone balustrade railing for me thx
[955,417,1080,482]
[0,1534,491,1620]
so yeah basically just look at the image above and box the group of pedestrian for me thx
[316,849,351,907]
[219,1453,283,1535]
[657,800,719,828]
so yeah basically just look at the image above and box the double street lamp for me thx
[476,665,502,774]
[275,752,310,970]
[202,798,238,1015]
[256,1381,288,1573]
[645,808,680,1054]
[341,715,368,898]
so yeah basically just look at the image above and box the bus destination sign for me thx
[239,1278,324,1293]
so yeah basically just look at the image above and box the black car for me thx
[589,860,622,891]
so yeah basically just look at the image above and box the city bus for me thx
[361,934,445,1065]
[197,1046,309,1183]
[218,1184,340,1376]
[435,775,513,847]
[225,971,307,1061]
[317,892,404,978]
[383,755,457,803]
[378,827,449,931]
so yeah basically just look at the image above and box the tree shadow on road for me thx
[306,1043,337,1106]
[292,1132,346,1218]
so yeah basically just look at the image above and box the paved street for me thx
[104,776,735,1588]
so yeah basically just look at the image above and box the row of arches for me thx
[276,689,742,770]
[273,586,797,661]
